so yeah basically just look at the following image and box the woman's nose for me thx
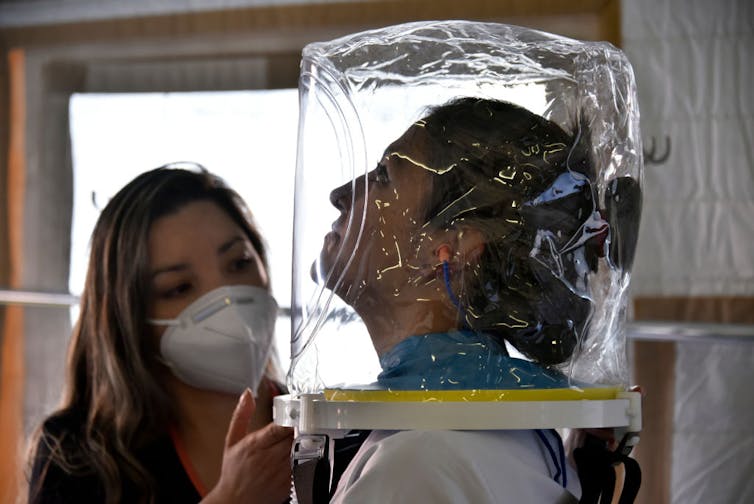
[329,180,353,210]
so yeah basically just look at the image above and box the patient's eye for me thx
[368,163,390,185]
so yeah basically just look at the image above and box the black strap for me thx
[574,434,642,504]
[292,431,371,504]
[618,454,641,504]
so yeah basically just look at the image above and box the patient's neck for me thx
[354,296,459,356]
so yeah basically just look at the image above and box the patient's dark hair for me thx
[420,97,600,365]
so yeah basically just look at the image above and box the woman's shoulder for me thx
[332,429,570,503]
[332,430,503,502]
[364,429,539,463]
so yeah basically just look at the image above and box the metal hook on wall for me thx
[643,135,671,165]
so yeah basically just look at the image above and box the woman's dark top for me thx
[29,412,200,503]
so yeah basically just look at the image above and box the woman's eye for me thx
[230,256,254,272]
[160,283,192,299]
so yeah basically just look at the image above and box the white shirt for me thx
[331,429,581,503]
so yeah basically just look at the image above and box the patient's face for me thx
[318,125,439,305]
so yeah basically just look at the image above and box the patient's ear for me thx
[423,226,486,267]
[454,227,486,265]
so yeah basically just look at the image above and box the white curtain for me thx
[623,0,754,502]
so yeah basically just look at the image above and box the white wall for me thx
[622,0,754,502]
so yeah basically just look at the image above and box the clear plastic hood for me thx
[289,21,642,397]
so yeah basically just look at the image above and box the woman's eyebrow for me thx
[218,235,246,255]
[151,236,248,279]
[151,263,188,279]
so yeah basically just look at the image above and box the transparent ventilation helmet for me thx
[287,21,642,421]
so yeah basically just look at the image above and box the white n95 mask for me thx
[150,285,278,395]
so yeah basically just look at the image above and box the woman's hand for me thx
[203,389,294,504]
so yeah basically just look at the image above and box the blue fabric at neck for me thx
[377,331,572,390]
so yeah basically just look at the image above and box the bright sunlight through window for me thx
[69,90,298,363]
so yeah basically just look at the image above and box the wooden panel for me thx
[0,46,8,292]
[0,47,26,504]
[0,0,617,47]
[631,339,675,504]
[636,297,754,324]
[599,0,621,46]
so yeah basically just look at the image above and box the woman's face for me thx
[147,200,268,324]
[319,125,440,305]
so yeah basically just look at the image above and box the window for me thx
[69,89,298,363]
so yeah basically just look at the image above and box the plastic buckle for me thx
[292,435,331,504]
[292,434,329,467]
[615,431,640,458]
